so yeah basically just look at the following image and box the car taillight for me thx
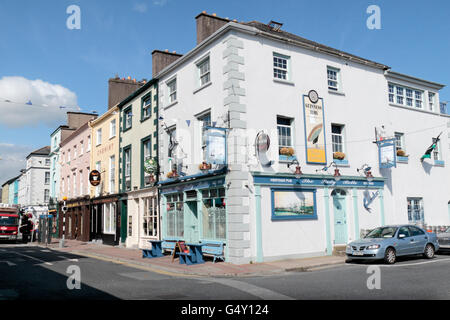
[13,231,17,235]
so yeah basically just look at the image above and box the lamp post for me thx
[287,159,303,179]
[357,164,374,182]
[316,161,341,181]
[59,196,68,248]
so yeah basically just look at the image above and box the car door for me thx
[396,226,414,256]
[408,226,427,254]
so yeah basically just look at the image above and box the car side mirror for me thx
[398,234,406,239]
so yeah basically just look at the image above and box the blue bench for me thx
[161,238,180,253]
[200,240,225,263]
[178,243,205,265]
[142,240,164,258]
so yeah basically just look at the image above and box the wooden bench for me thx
[200,240,225,263]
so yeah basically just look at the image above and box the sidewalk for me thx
[37,239,346,277]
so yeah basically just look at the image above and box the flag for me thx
[421,132,442,162]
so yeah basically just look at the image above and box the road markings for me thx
[0,261,16,266]
[13,252,53,266]
[57,255,79,262]
[40,249,51,253]
[206,278,295,300]
[346,257,450,268]
[71,251,197,278]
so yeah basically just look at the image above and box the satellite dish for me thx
[255,131,272,167]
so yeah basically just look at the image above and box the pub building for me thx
[155,12,449,264]
[88,105,124,245]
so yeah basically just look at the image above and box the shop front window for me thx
[166,193,184,238]
[143,196,158,237]
[201,188,226,241]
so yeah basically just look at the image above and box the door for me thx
[184,201,199,243]
[333,196,347,245]
[408,226,428,254]
[396,226,414,256]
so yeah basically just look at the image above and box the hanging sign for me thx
[89,170,101,186]
[255,131,272,167]
[377,138,396,168]
[302,90,327,164]
[205,127,227,165]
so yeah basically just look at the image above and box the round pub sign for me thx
[89,170,101,186]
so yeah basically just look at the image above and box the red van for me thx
[0,207,20,242]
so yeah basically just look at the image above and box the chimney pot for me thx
[165,49,169,52]
[212,13,216,16]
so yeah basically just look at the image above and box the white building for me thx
[156,13,450,264]
[18,146,51,206]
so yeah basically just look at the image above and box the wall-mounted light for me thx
[316,161,341,181]
[357,164,374,182]
[287,159,303,179]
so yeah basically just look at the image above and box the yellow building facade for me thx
[88,105,122,245]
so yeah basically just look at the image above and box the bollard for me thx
[59,238,65,248]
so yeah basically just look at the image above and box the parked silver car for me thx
[437,227,450,251]
[346,225,440,264]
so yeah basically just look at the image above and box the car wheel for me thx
[384,247,396,264]
[423,244,435,259]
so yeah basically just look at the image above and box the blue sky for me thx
[0,0,449,182]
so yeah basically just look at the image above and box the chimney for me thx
[108,77,146,109]
[195,11,230,45]
[152,50,183,78]
[67,112,97,129]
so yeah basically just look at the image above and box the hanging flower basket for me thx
[333,152,346,160]
[396,149,408,157]
[166,170,178,179]
[279,147,295,156]
[144,158,158,175]
[199,161,212,171]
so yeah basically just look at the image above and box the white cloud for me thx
[0,143,33,185]
[0,76,78,128]
[153,0,168,7]
[133,3,148,13]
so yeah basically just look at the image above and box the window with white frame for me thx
[197,57,210,86]
[110,119,116,138]
[87,136,91,151]
[44,189,49,203]
[167,78,177,104]
[273,53,289,80]
[142,95,151,119]
[124,148,131,191]
[197,112,211,161]
[428,92,435,112]
[45,172,50,185]
[142,139,152,186]
[394,132,406,153]
[109,155,115,193]
[388,83,424,109]
[73,172,76,197]
[103,203,116,234]
[67,149,71,162]
[80,141,83,155]
[143,196,158,237]
[96,128,102,146]
[45,158,50,166]
[327,66,340,91]
[79,170,83,196]
[61,178,65,196]
[73,145,77,158]
[407,198,424,224]
[277,116,293,155]
[331,124,346,154]
[432,138,441,161]
[67,175,70,197]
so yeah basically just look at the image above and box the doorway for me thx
[332,189,348,245]
[184,201,199,243]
